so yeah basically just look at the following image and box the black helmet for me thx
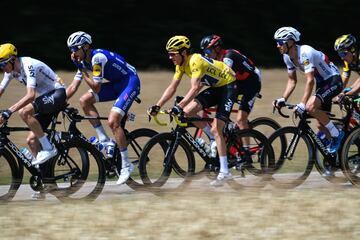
[200,35,223,50]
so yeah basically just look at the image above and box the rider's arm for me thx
[282,71,297,100]
[301,71,315,104]
[66,79,81,99]
[156,78,181,107]
[347,76,360,95]
[177,76,202,109]
[8,87,36,113]
[81,69,101,93]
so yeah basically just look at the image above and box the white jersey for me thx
[283,45,340,83]
[0,57,65,96]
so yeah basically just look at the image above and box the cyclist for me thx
[200,34,261,164]
[0,43,67,165]
[272,27,344,154]
[66,31,141,185]
[334,34,360,96]
[147,35,238,186]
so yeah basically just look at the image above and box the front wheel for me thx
[268,126,315,189]
[47,136,106,202]
[138,132,195,189]
[0,148,22,202]
[340,127,360,187]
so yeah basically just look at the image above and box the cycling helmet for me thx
[200,35,223,50]
[166,36,191,53]
[67,31,92,51]
[274,27,301,42]
[334,34,356,52]
[0,43,17,63]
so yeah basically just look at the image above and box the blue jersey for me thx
[74,48,138,83]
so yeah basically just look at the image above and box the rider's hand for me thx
[294,102,306,117]
[170,105,183,116]
[273,97,286,108]
[1,109,12,120]
[147,105,160,116]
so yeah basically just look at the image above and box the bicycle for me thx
[339,95,360,187]
[138,110,274,190]
[0,107,106,202]
[58,100,158,191]
[269,100,358,188]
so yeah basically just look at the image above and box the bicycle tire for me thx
[340,127,360,187]
[125,128,159,190]
[226,128,274,189]
[47,136,106,202]
[249,117,281,138]
[138,132,195,188]
[268,126,315,189]
[0,148,22,202]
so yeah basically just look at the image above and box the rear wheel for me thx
[125,128,158,190]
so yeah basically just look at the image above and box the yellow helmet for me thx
[334,34,356,52]
[0,43,17,63]
[166,36,191,53]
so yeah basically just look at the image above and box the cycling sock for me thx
[120,148,130,167]
[39,136,53,150]
[203,124,215,141]
[325,121,339,137]
[219,155,229,173]
[95,124,110,142]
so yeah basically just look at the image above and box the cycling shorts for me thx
[195,81,238,122]
[315,75,343,112]
[237,74,261,113]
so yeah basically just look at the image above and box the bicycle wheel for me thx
[47,136,106,202]
[314,150,348,184]
[226,128,274,189]
[139,132,195,189]
[340,127,360,187]
[0,148,22,202]
[268,126,315,189]
[249,117,281,138]
[125,128,158,190]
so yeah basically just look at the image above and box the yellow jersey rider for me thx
[334,34,360,96]
[147,35,238,186]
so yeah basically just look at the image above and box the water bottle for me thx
[227,122,236,131]
[89,136,104,151]
[196,138,211,156]
[54,131,61,143]
[209,140,217,158]
[317,131,330,146]
[21,147,37,168]
[105,139,116,158]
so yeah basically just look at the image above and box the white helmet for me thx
[67,31,92,50]
[274,27,301,42]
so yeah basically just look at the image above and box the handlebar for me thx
[272,103,295,118]
[149,110,187,127]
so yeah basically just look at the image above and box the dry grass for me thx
[0,69,359,239]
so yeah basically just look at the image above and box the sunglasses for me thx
[0,58,11,69]
[338,51,349,58]
[69,46,82,53]
[276,40,287,46]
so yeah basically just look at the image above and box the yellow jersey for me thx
[173,53,236,87]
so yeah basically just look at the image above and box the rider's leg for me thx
[80,91,110,142]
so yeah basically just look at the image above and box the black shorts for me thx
[33,88,67,130]
[315,75,343,112]
[195,81,238,122]
[237,75,261,113]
